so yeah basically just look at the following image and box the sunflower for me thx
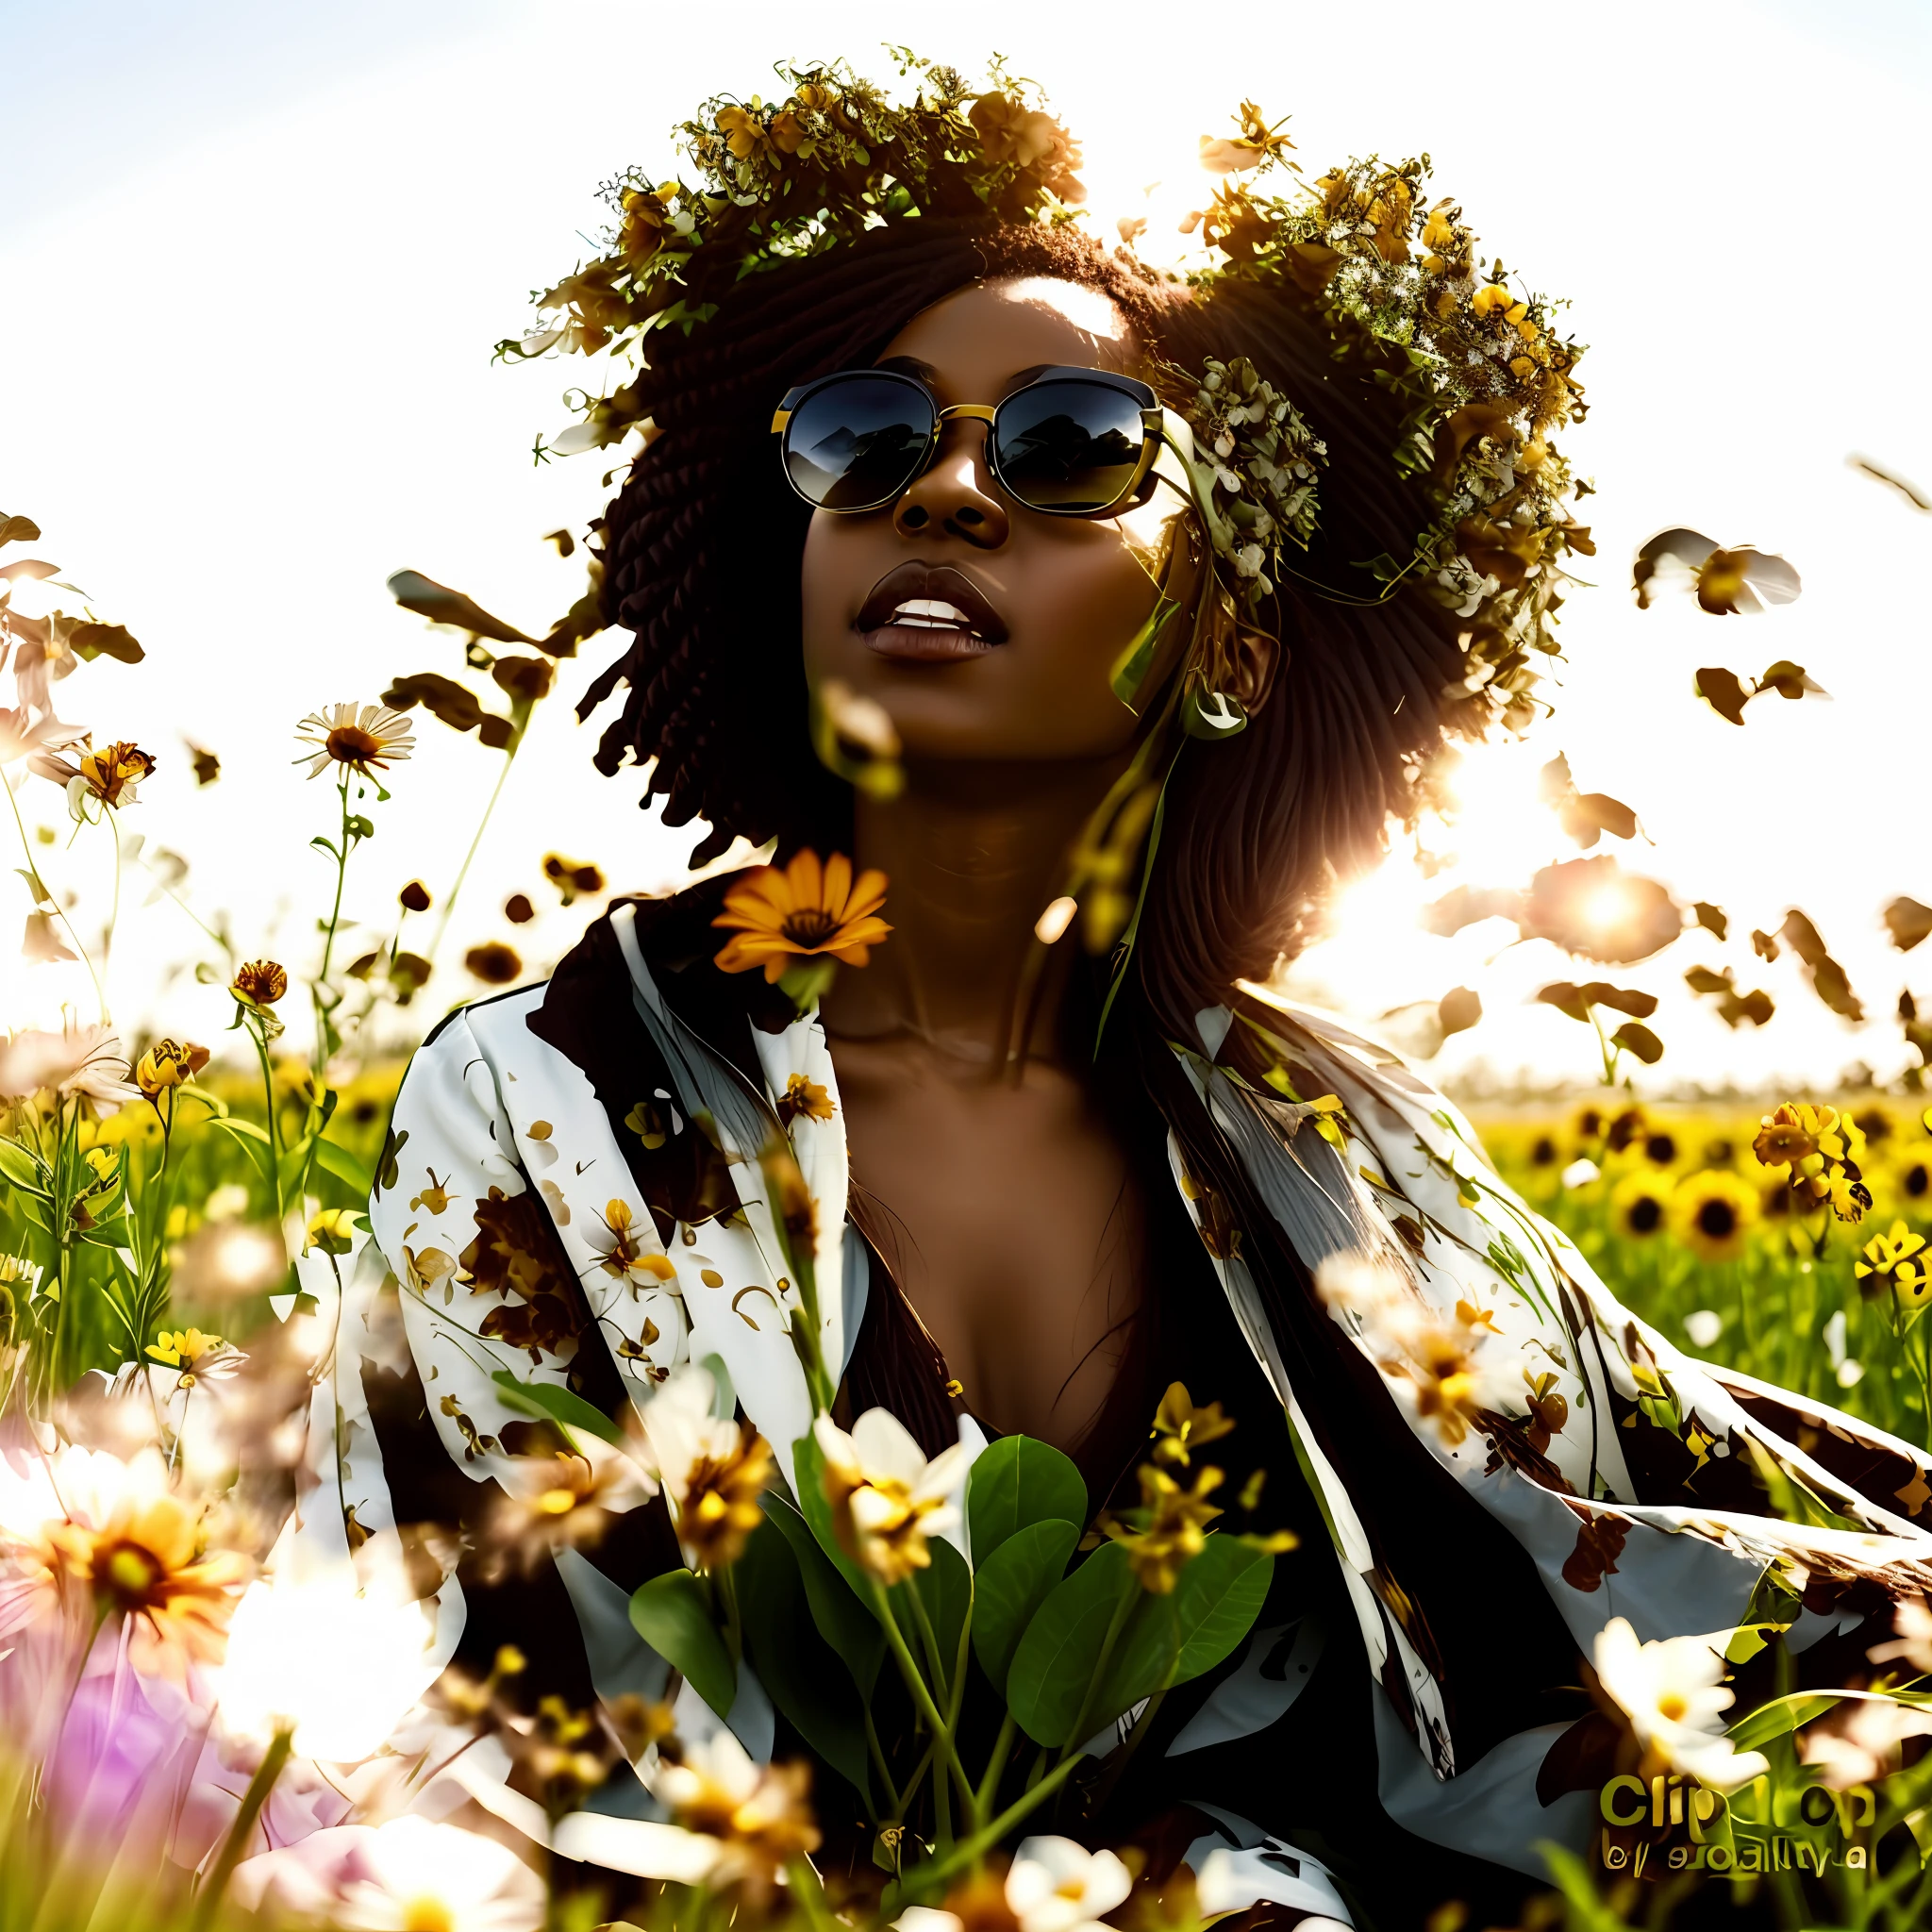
[293,702,415,780]
[1610,1170,1671,1240]
[712,850,891,983]
[1671,1169,1759,1263]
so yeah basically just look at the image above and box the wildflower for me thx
[234,1816,545,1931]
[146,1326,239,1390]
[655,1730,821,1896]
[231,958,288,1007]
[293,702,415,781]
[464,941,522,985]
[640,1364,773,1570]
[1610,1171,1670,1240]
[1108,1461,1224,1593]
[39,739,156,815]
[1149,1381,1236,1468]
[589,1198,676,1287]
[1670,1170,1758,1262]
[0,1444,247,1680]
[1684,1309,1724,1349]
[1755,1101,1870,1223]
[1868,1594,1932,1675]
[216,1561,441,1762]
[1005,1837,1132,1932]
[813,1407,968,1587]
[1857,1222,1932,1325]
[485,1433,657,1578]
[134,1036,208,1099]
[712,850,891,983]
[1591,1615,1769,1790]
[0,1024,142,1113]
[306,1206,363,1256]
[774,1072,836,1127]
[399,879,431,912]
[1800,1695,1932,1790]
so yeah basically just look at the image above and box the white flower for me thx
[1869,1594,1932,1676]
[895,1911,966,1932]
[233,1816,544,1931]
[1592,1616,1769,1791]
[653,1728,819,1890]
[812,1407,968,1586]
[1006,1836,1132,1932]
[639,1362,740,1500]
[1561,1157,1601,1191]
[1684,1309,1723,1349]
[0,1024,142,1112]
[214,1559,441,1762]
[1799,1694,1932,1790]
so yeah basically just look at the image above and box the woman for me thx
[341,59,1932,1925]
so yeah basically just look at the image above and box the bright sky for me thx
[4,0,1930,1093]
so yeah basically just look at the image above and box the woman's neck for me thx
[820,758,1122,1065]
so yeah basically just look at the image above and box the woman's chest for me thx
[829,1040,1147,1452]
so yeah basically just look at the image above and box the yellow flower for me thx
[305,1206,363,1256]
[712,851,891,983]
[640,1365,774,1570]
[774,1072,836,1128]
[69,740,156,808]
[1149,1381,1236,1468]
[230,958,288,1008]
[1472,282,1517,317]
[1420,206,1457,251]
[1857,1221,1932,1320]
[293,701,415,780]
[8,1445,248,1682]
[1108,1461,1224,1592]
[1671,1170,1758,1263]
[813,1407,968,1587]
[1610,1171,1671,1240]
[135,1037,209,1099]
[486,1434,658,1579]
[655,1731,821,1897]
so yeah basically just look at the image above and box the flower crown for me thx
[509,54,1590,734]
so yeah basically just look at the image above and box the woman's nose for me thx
[892,425,1009,548]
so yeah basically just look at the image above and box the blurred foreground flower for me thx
[487,1431,657,1577]
[641,1363,771,1570]
[1591,1615,1768,1790]
[655,1728,820,1896]
[294,703,417,782]
[0,1023,142,1112]
[1521,856,1681,965]
[232,1815,544,1930]
[1868,1593,1932,1675]
[1004,1836,1131,1932]
[1108,1461,1224,1592]
[144,1326,239,1389]
[814,1406,967,1586]
[1799,1693,1932,1790]
[0,1443,247,1680]
[215,1563,440,1762]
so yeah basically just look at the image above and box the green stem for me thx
[863,1705,902,1817]
[192,1724,292,1929]
[869,1583,973,1823]
[974,1711,1017,1820]
[0,761,108,1022]
[891,1754,1081,1908]
[784,1855,839,1932]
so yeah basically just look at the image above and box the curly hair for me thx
[587,214,1465,1040]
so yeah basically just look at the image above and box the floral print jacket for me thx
[314,881,1932,1912]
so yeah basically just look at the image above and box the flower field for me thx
[1479,1098,1932,1450]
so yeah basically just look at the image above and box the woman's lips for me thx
[856,562,1008,662]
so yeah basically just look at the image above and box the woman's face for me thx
[799,276,1188,766]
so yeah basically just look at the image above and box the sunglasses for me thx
[772,364,1164,518]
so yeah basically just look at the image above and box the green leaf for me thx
[312,1137,374,1198]
[967,1436,1087,1564]
[1610,1021,1664,1066]
[736,1517,874,1804]
[490,1369,623,1444]
[1170,1537,1274,1685]
[628,1569,736,1718]
[1726,1690,1843,1754]
[1006,1541,1141,1747]
[760,1491,884,1695]
[0,1140,49,1195]
[208,1116,273,1146]
[971,1518,1079,1692]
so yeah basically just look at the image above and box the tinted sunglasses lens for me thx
[992,380,1147,512]
[783,376,934,510]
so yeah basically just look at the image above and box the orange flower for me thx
[712,851,890,984]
